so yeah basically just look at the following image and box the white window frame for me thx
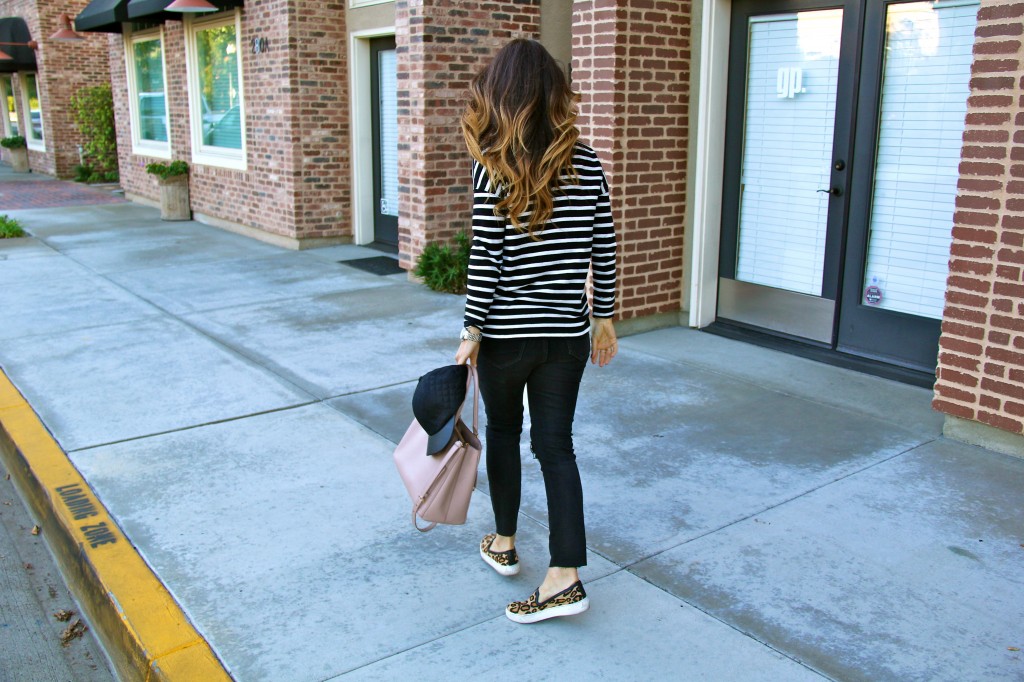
[0,74,16,138]
[687,0,731,328]
[18,72,44,151]
[350,0,392,7]
[124,26,171,159]
[184,10,247,170]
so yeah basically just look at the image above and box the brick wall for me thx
[571,0,690,322]
[113,1,350,244]
[395,0,540,270]
[0,0,111,178]
[933,0,1024,436]
[291,0,351,240]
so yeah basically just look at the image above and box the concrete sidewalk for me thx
[0,175,1022,680]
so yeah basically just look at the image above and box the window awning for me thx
[75,0,129,34]
[127,0,243,22]
[0,17,36,74]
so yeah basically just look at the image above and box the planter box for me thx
[157,174,190,221]
[6,147,29,173]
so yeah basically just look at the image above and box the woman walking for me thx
[455,39,618,624]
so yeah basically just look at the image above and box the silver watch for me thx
[460,327,483,343]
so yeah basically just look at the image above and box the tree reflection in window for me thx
[133,37,167,142]
[23,74,42,142]
[196,24,241,149]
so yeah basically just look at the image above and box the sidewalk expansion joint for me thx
[620,437,937,574]
[68,400,319,453]
[608,439,939,680]
[0,369,234,682]
[37,248,325,405]
[620,341,938,437]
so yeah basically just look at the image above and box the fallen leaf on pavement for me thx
[54,609,74,622]
[30,525,40,535]
[1009,647,1021,652]
[59,619,87,647]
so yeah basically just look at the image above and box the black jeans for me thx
[476,335,590,568]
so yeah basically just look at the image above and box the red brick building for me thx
[11,0,1024,457]
[0,0,112,177]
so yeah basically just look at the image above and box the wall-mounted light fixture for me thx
[0,39,37,61]
[49,14,85,42]
[165,0,219,11]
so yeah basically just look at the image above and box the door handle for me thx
[817,187,842,197]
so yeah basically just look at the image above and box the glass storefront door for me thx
[718,0,979,373]
[838,0,979,367]
[370,36,399,248]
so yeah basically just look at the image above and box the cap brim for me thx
[426,414,457,457]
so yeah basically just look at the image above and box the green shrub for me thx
[73,164,94,183]
[0,214,26,238]
[145,160,189,179]
[70,85,118,175]
[0,135,25,149]
[74,164,113,184]
[414,231,471,294]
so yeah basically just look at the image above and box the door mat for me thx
[339,256,405,276]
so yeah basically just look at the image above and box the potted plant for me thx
[146,160,190,221]
[1,136,29,173]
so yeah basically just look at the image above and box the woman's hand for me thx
[591,317,618,367]
[455,339,480,366]
[456,328,482,366]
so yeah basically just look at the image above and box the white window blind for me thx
[379,48,399,218]
[736,10,843,296]
[862,0,980,319]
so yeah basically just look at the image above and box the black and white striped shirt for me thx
[463,143,617,338]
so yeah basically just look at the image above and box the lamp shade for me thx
[49,14,84,41]
[165,0,218,11]
[0,48,11,60]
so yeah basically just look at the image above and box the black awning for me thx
[127,0,243,22]
[0,17,36,74]
[75,0,129,34]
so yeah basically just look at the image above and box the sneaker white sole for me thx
[505,596,590,624]
[480,547,520,576]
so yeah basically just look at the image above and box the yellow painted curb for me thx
[0,371,232,682]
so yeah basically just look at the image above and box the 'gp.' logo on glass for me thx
[777,67,806,98]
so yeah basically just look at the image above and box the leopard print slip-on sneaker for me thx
[505,580,589,624]
[480,533,520,576]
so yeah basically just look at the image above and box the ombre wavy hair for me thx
[461,39,580,239]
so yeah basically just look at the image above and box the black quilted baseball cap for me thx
[412,364,468,456]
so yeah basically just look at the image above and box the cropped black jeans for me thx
[476,335,590,568]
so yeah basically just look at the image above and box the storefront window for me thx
[128,32,169,150]
[21,73,43,148]
[187,12,245,168]
[1,76,17,137]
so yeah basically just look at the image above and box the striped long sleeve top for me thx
[463,143,617,338]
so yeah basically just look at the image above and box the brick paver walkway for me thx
[0,180,127,210]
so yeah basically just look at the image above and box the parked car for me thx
[138,92,168,141]
[203,105,241,149]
